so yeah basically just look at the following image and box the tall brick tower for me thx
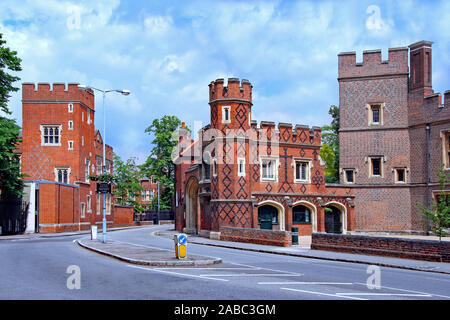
[21,83,114,232]
[339,40,450,234]
[338,47,413,231]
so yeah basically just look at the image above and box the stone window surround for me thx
[40,124,62,146]
[292,157,312,183]
[440,129,450,170]
[367,155,386,177]
[342,168,356,184]
[237,157,246,177]
[54,166,71,184]
[393,167,408,183]
[366,102,385,126]
[222,106,231,124]
[260,156,279,182]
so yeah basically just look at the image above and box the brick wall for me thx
[112,205,134,227]
[219,226,292,247]
[311,232,450,262]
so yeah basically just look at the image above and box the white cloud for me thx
[1,0,448,164]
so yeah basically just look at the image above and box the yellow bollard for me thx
[174,234,187,259]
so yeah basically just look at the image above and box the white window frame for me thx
[343,168,355,184]
[40,124,62,146]
[238,158,246,177]
[293,158,311,183]
[212,158,218,177]
[68,120,73,130]
[222,106,231,124]
[369,156,384,177]
[68,103,73,113]
[105,194,111,215]
[394,167,407,183]
[441,130,450,169]
[96,194,101,215]
[54,166,70,184]
[367,103,384,126]
[260,157,278,182]
[85,158,90,183]
[87,195,92,213]
[80,202,86,218]
[68,140,73,150]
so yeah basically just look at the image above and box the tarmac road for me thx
[1,225,449,300]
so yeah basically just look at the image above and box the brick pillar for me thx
[317,207,325,232]
[285,203,293,232]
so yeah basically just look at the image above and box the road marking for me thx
[199,273,303,277]
[222,262,304,276]
[280,287,367,300]
[127,264,228,282]
[259,282,353,285]
[353,282,450,300]
[335,293,432,297]
[153,267,261,270]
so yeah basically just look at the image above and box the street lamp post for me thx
[78,84,130,243]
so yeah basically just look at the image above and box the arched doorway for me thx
[324,202,347,234]
[292,201,317,232]
[184,177,199,234]
[257,201,285,230]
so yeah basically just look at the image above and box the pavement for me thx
[77,238,222,266]
[2,224,450,274]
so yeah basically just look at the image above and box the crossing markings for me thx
[336,293,432,297]
[127,264,229,282]
[280,287,367,300]
[353,282,450,300]
[199,273,303,277]
[258,282,353,285]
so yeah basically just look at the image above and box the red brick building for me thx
[174,78,355,246]
[138,177,159,209]
[338,40,450,234]
[20,82,132,233]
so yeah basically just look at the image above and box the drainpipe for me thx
[425,124,431,234]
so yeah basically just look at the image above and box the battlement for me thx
[338,47,409,79]
[424,90,450,108]
[209,78,252,103]
[22,82,95,108]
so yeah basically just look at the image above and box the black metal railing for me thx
[0,199,28,235]
[135,210,174,224]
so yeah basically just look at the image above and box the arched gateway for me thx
[184,177,199,234]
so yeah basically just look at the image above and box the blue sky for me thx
[1,0,449,163]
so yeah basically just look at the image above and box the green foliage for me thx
[0,33,23,199]
[141,115,182,210]
[320,105,340,183]
[110,154,144,213]
[0,117,24,199]
[0,33,22,115]
[416,167,450,240]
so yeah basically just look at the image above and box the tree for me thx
[320,105,340,183]
[416,167,450,241]
[0,33,23,199]
[141,115,181,210]
[111,154,144,212]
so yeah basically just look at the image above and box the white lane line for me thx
[200,273,303,277]
[259,282,353,285]
[127,264,229,282]
[222,262,303,276]
[353,282,450,300]
[336,293,432,297]
[153,267,260,270]
[281,287,367,300]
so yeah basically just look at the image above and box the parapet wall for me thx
[22,82,95,108]
[209,78,252,103]
[338,47,409,79]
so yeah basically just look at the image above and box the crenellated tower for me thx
[208,78,252,134]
